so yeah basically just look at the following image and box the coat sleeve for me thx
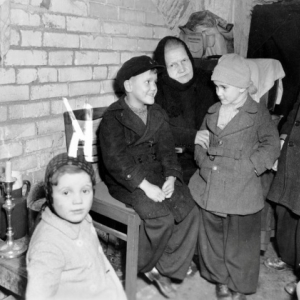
[281,93,300,135]
[156,111,183,182]
[194,114,209,167]
[249,103,281,175]
[99,112,148,192]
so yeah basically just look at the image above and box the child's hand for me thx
[162,176,176,198]
[139,179,166,202]
[195,130,210,149]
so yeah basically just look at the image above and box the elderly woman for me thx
[153,36,218,184]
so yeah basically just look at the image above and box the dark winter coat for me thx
[98,96,195,222]
[268,92,300,215]
[189,96,280,215]
[153,36,219,182]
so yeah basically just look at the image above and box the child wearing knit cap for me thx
[26,153,127,300]
[189,53,280,300]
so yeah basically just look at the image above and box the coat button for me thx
[218,140,223,146]
[212,166,217,171]
[295,120,300,126]
[127,174,131,179]
[209,155,215,161]
[288,141,294,147]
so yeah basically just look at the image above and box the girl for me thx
[189,54,280,300]
[26,153,127,300]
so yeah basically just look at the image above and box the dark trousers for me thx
[276,205,300,271]
[138,206,199,280]
[198,208,261,294]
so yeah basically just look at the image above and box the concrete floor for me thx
[135,240,297,300]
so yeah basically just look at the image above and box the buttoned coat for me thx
[99,96,195,222]
[268,93,300,215]
[189,97,280,215]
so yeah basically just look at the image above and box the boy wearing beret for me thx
[99,56,199,298]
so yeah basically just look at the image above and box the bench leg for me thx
[125,215,139,300]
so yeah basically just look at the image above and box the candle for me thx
[5,159,12,182]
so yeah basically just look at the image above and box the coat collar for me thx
[108,95,166,145]
[206,96,258,137]
[42,207,92,240]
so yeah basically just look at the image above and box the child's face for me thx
[164,45,193,84]
[127,69,158,108]
[214,80,246,105]
[52,171,93,223]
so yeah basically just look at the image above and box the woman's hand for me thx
[162,176,176,198]
[195,130,210,149]
[139,179,166,202]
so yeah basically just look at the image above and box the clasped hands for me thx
[139,176,176,202]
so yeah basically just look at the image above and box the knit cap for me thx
[211,53,252,88]
[44,153,95,204]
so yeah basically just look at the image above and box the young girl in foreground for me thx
[189,54,280,300]
[26,153,127,300]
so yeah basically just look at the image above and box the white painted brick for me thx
[0,106,8,122]
[17,68,38,84]
[24,101,50,118]
[67,16,100,33]
[0,142,23,160]
[10,29,20,46]
[80,35,112,50]
[58,67,93,82]
[9,101,50,119]
[39,151,55,168]
[36,117,64,135]
[8,104,23,120]
[128,25,153,38]
[31,83,68,100]
[51,99,64,115]
[98,52,120,65]
[102,22,129,35]
[121,51,145,63]
[88,94,115,107]
[89,3,118,20]
[5,50,47,66]
[69,81,101,97]
[93,66,107,80]
[107,0,134,8]
[74,51,99,65]
[108,66,119,79]
[153,26,173,39]
[146,11,166,26]
[0,85,29,102]
[112,37,137,51]
[49,51,73,66]
[42,13,66,29]
[101,80,114,94]
[0,68,15,85]
[50,0,88,16]
[12,0,30,4]
[11,154,38,171]
[11,9,40,26]
[37,68,58,83]
[137,39,159,52]
[21,30,42,47]
[135,0,156,11]
[25,133,64,153]
[4,122,36,140]
[44,32,79,48]
[119,8,145,23]
[31,0,43,6]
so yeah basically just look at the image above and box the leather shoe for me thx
[216,284,231,298]
[232,291,247,300]
[284,281,297,295]
[264,257,292,271]
[144,267,176,298]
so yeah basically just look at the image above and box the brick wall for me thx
[0,0,173,183]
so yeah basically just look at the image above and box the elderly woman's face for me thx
[164,45,193,84]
